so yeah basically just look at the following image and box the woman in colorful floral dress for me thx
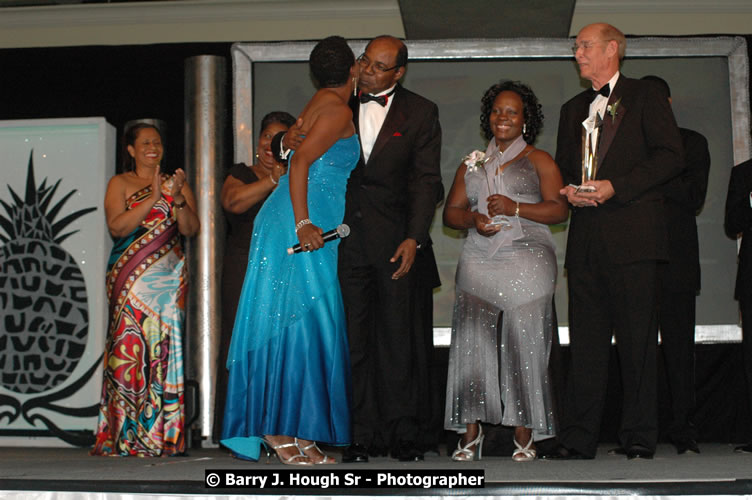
[93,123,199,456]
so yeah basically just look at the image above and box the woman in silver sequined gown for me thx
[443,81,568,461]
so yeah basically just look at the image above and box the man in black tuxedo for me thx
[339,35,442,462]
[277,36,443,462]
[642,75,710,455]
[545,23,683,460]
[725,157,752,454]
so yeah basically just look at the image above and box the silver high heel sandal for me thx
[300,441,337,465]
[451,425,484,461]
[512,435,536,462]
[262,437,312,466]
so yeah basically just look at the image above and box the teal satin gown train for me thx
[221,135,359,460]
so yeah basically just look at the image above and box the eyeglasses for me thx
[357,53,399,73]
[571,40,607,54]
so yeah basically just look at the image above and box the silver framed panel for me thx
[231,37,750,345]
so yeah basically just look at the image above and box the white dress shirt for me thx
[359,84,396,163]
[589,71,620,120]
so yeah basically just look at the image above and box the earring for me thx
[523,123,527,135]
[353,77,358,97]
[255,153,259,158]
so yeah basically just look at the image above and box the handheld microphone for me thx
[287,224,350,255]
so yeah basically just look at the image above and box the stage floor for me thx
[2,443,752,496]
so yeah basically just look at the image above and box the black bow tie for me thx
[359,88,395,107]
[587,83,610,101]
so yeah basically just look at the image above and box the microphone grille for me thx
[337,224,351,238]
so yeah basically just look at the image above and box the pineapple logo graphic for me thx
[0,150,97,396]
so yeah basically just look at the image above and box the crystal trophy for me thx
[577,112,603,192]
[487,169,512,230]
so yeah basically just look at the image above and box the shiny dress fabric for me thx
[445,153,557,440]
[221,136,359,460]
[93,185,186,456]
[214,164,266,442]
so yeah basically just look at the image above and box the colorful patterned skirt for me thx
[92,188,186,456]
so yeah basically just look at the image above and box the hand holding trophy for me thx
[464,150,513,231]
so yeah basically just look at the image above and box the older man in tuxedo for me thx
[725,157,752,454]
[277,35,443,462]
[544,23,683,460]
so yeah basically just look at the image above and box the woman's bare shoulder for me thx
[107,172,130,188]
[306,89,349,111]
[527,148,555,166]
[300,93,353,136]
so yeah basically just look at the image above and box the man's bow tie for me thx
[587,83,610,101]
[359,88,395,107]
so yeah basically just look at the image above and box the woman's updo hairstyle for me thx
[309,35,355,89]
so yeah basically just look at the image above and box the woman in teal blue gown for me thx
[221,36,359,465]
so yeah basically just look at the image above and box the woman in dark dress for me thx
[213,111,295,442]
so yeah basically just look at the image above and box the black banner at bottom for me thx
[205,469,484,489]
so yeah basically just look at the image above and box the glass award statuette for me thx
[576,112,603,193]
[488,169,513,230]
[465,149,513,231]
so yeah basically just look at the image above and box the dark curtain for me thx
[0,42,232,174]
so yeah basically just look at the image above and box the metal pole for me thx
[184,55,226,445]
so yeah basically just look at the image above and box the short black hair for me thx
[260,111,296,135]
[480,80,544,144]
[396,43,408,69]
[309,35,355,88]
[641,75,671,99]
[121,122,162,173]
[367,35,408,69]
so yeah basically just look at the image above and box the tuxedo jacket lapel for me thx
[597,76,626,170]
[350,96,365,165]
[366,86,407,165]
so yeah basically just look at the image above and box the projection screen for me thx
[232,37,750,345]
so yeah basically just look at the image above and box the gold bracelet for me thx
[515,201,520,217]
[172,199,187,210]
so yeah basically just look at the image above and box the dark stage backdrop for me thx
[0,43,233,176]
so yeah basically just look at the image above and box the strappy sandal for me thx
[262,436,312,466]
[300,441,337,465]
[451,425,484,461]
[512,435,536,462]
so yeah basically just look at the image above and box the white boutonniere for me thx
[606,97,622,124]
[463,150,486,173]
